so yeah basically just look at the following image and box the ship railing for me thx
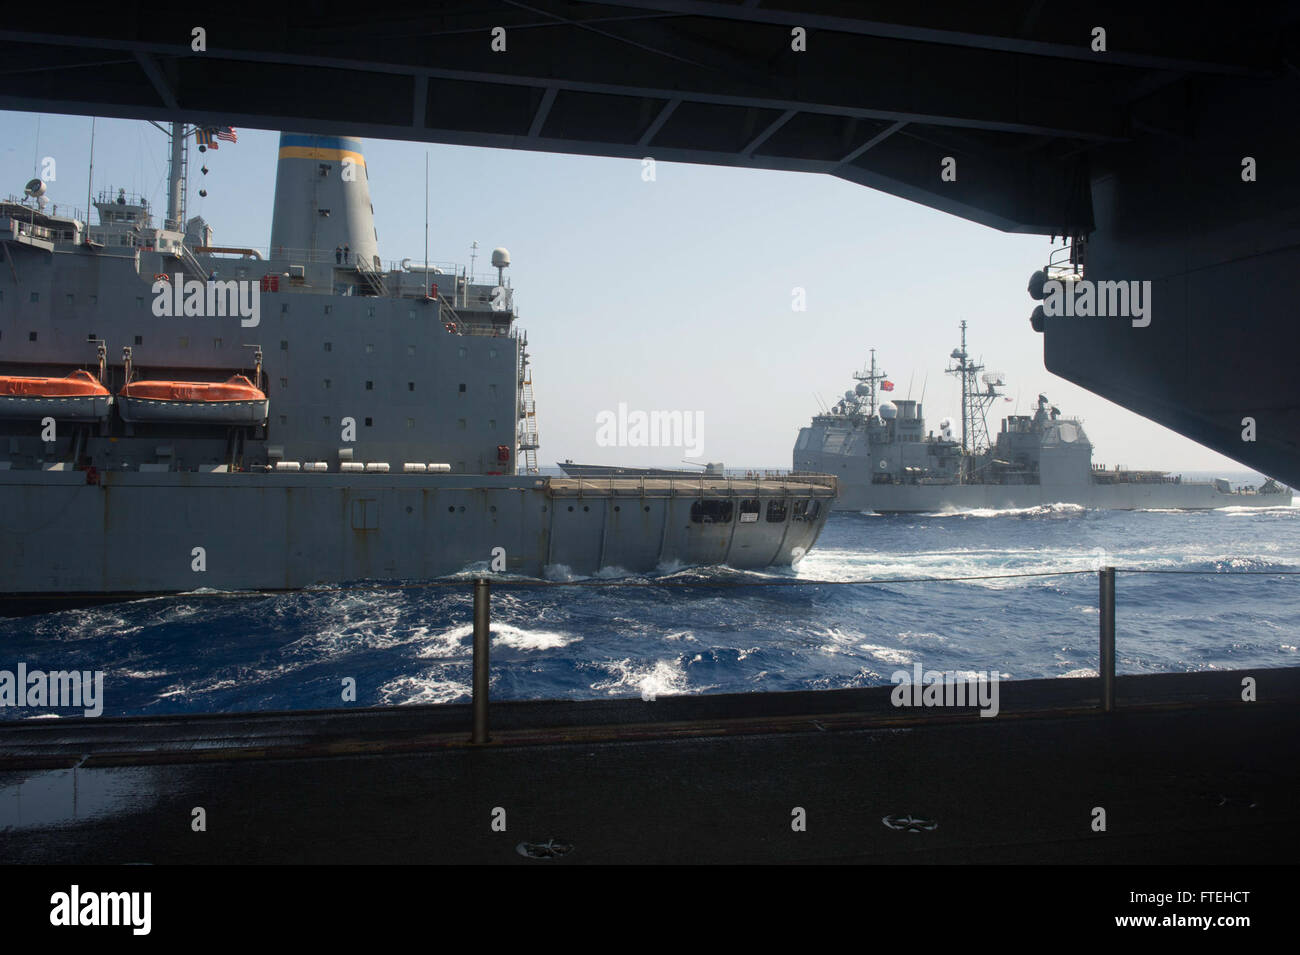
[75,567,1295,744]
[545,473,838,497]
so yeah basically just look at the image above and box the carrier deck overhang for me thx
[1,666,1296,863]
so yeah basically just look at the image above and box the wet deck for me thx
[1,667,1296,863]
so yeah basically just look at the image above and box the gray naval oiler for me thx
[795,323,1290,513]
[0,127,834,605]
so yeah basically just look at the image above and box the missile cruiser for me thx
[794,321,1291,513]
[0,125,834,608]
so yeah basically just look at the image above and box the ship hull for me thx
[834,480,1292,512]
[0,471,832,605]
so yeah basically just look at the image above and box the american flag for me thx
[214,126,238,143]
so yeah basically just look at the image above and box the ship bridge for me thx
[3,3,1299,483]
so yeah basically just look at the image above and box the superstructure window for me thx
[365,381,373,391]
[408,382,415,392]
[457,418,467,430]
[324,342,332,352]
[280,340,288,350]
[793,500,820,521]
[30,292,39,303]
[134,335,142,345]
[766,500,788,523]
[28,331,37,342]
[690,500,734,524]
[65,294,74,305]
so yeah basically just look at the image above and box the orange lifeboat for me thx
[0,370,112,420]
[117,375,269,424]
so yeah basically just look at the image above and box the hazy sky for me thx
[1,110,1256,474]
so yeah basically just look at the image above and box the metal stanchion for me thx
[1099,566,1116,711]
[472,577,491,743]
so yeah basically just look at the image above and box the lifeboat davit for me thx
[0,370,112,420]
[117,375,268,424]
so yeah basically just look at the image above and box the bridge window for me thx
[766,500,788,523]
[690,500,734,524]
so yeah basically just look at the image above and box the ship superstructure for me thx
[0,125,834,605]
[794,323,1290,513]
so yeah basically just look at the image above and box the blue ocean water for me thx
[2,501,1298,719]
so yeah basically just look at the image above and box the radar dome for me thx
[879,402,897,420]
[939,417,953,431]
[844,390,855,402]
[854,383,870,396]
[491,247,511,268]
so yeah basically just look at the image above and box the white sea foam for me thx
[378,672,470,705]
[588,657,696,700]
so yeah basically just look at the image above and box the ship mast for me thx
[165,121,186,232]
[944,320,1005,482]
[851,348,887,417]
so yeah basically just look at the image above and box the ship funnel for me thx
[269,133,379,267]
